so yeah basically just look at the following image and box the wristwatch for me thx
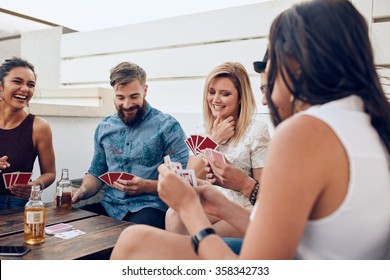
[191,228,216,255]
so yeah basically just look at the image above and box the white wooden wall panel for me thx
[145,77,268,114]
[373,0,390,19]
[60,0,292,58]
[372,22,390,65]
[61,39,267,85]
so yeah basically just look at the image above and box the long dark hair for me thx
[266,0,390,155]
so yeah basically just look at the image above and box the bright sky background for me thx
[1,0,271,32]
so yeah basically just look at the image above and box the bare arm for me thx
[187,155,207,179]
[72,173,103,203]
[33,117,56,189]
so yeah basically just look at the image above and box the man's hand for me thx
[112,176,148,195]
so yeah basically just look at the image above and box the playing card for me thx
[10,172,18,187]
[198,136,219,151]
[185,139,196,155]
[119,172,134,180]
[108,172,122,185]
[190,135,197,150]
[14,172,33,185]
[98,173,111,186]
[2,173,12,189]
[180,169,197,187]
[164,155,172,165]
[54,229,86,239]
[196,135,205,151]
[210,150,226,163]
[45,223,74,235]
[171,162,183,175]
[203,148,214,162]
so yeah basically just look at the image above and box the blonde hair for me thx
[202,62,256,144]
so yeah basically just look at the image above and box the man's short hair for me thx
[110,62,146,87]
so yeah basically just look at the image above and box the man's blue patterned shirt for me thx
[87,101,189,219]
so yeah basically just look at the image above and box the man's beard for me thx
[117,102,146,126]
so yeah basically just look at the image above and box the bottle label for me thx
[56,187,62,196]
[26,211,44,224]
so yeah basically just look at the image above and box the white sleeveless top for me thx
[294,95,390,259]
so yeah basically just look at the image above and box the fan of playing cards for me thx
[185,135,219,155]
[99,172,135,187]
[164,155,197,187]
[2,172,33,189]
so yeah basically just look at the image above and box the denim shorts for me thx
[223,237,243,254]
[0,195,28,210]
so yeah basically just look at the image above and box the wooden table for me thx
[0,203,97,237]
[0,204,132,260]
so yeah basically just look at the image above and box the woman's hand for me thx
[9,183,34,200]
[211,115,235,144]
[196,179,230,219]
[207,159,252,193]
[187,154,208,179]
[157,164,198,212]
[0,156,10,172]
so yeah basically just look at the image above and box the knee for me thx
[110,225,154,259]
[165,207,181,232]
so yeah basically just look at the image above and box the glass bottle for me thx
[56,168,73,210]
[24,185,46,245]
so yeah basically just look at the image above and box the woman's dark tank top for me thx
[0,114,37,195]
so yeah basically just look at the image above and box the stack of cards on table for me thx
[2,172,33,188]
[164,155,197,187]
[99,172,135,187]
[185,135,219,155]
[45,223,85,239]
[203,148,226,164]
[45,223,74,235]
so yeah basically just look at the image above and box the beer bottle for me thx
[24,185,46,245]
[56,168,73,210]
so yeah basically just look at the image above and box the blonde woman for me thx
[166,62,270,237]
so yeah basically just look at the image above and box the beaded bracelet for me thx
[250,180,260,205]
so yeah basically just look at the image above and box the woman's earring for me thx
[289,95,295,103]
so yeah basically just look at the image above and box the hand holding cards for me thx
[185,135,219,155]
[164,155,197,187]
[203,148,226,164]
[99,172,135,186]
[2,172,32,188]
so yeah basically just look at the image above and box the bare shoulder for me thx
[271,114,337,153]
[265,113,343,184]
[32,116,53,137]
[33,116,52,131]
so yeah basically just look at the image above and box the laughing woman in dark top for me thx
[0,57,56,209]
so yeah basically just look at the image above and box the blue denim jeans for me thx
[0,195,28,210]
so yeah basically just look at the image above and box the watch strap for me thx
[191,227,216,255]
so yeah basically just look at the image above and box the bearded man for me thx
[72,62,189,229]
